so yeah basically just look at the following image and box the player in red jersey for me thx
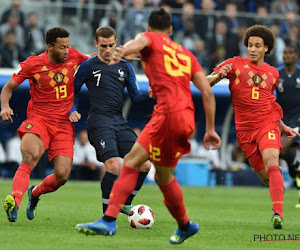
[0,27,92,222]
[207,25,300,229]
[75,8,221,244]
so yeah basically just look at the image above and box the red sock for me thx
[105,165,140,218]
[12,162,33,208]
[267,165,284,218]
[32,174,63,197]
[158,177,189,226]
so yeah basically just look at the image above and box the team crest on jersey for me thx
[253,74,262,85]
[296,77,300,88]
[54,72,64,84]
[118,68,125,81]
[25,123,33,130]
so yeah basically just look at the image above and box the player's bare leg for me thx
[27,155,72,220]
[4,133,44,222]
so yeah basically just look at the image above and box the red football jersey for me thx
[140,32,203,113]
[214,57,282,130]
[12,47,88,121]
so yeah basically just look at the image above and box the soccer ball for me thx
[128,204,155,229]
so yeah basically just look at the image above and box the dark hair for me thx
[95,26,116,41]
[243,25,275,55]
[45,27,69,45]
[148,8,171,31]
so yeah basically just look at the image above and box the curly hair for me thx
[243,25,275,55]
[46,27,69,46]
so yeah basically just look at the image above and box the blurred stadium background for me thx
[0,0,299,187]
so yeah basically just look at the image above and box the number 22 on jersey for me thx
[163,45,191,77]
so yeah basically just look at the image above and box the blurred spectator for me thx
[92,0,110,33]
[246,0,272,12]
[237,24,248,58]
[271,0,298,14]
[251,5,273,27]
[180,1,196,33]
[174,19,200,51]
[73,129,104,181]
[270,24,286,66]
[284,24,300,51]
[215,0,247,11]
[185,127,222,169]
[226,141,249,170]
[207,20,240,71]
[194,0,216,40]
[0,30,25,68]
[24,12,46,57]
[1,0,25,27]
[279,11,299,38]
[221,2,240,35]
[159,1,182,36]
[99,9,119,31]
[192,38,209,74]
[0,13,25,50]
[121,0,149,43]
[159,0,188,9]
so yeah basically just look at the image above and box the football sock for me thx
[12,162,33,208]
[32,173,63,197]
[103,215,116,222]
[124,171,148,205]
[105,165,140,219]
[158,177,189,226]
[267,165,284,218]
[101,172,118,214]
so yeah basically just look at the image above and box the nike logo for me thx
[93,70,101,74]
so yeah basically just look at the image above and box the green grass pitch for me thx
[0,179,300,250]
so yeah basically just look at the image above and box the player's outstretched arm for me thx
[0,77,19,122]
[110,35,150,65]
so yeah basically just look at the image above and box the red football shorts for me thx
[18,116,75,161]
[137,108,195,167]
[236,121,281,172]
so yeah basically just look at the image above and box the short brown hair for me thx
[243,25,275,55]
[95,26,116,41]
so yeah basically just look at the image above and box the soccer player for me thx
[276,45,300,207]
[75,8,221,244]
[207,25,300,229]
[1,27,93,222]
[69,26,152,215]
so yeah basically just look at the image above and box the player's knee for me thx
[105,158,121,175]
[22,152,41,167]
[54,170,70,184]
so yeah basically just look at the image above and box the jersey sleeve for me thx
[70,60,89,114]
[125,61,150,103]
[12,57,34,84]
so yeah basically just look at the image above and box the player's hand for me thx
[109,46,124,65]
[218,63,232,79]
[203,130,222,150]
[123,52,140,61]
[0,105,14,122]
[69,111,81,123]
[148,87,153,98]
[280,124,300,140]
